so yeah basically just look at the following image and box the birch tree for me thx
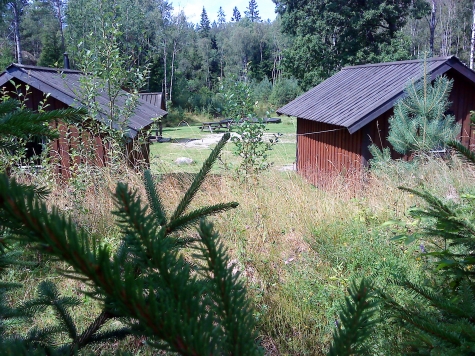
[428,0,437,55]
[470,0,475,69]
[6,0,28,64]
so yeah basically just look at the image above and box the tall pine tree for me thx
[217,6,226,26]
[199,7,210,38]
[231,6,241,22]
[245,0,261,22]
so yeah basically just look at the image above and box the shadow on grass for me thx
[170,138,200,143]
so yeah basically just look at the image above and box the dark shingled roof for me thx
[139,92,166,110]
[276,56,475,134]
[0,64,168,138]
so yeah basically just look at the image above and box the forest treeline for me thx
[1,0,475,113]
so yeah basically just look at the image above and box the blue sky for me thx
[172,0,277,24]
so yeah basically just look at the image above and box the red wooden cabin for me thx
[0,63,167,179]
[277,56,475,186]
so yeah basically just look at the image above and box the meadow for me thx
[7,116,475,354]
[150,116,298,174]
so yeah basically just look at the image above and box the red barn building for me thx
[277,56,475,185]
[0,63,167,178]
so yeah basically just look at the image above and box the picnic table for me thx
[200,119,233,132]
[199,117,282,133]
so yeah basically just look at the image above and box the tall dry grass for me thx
[7,152,475,354]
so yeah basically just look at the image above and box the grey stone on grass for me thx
[175,157,193,165]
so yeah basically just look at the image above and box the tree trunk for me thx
[429,0,437,56]
[52,0,65,52]
[162,38,167,101]
[11,3,22,64]
[470,0,475,69]
[170,40,177,102]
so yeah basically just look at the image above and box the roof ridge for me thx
[342,56,454,70]
[9,63,82,74]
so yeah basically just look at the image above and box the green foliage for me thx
[245,0,261,23]
[269,77,302,106]
[0,133,267,355]
[20,0,62,67]
[218,80,255,119]
[199,7,210,38]
[378,142,475,354]
[0,98,86,172]
[328,279,378,356]
[74,23,149,130]
[275,0,422,88]
[388,65,460,155]
[231,6,241,22]
[368,145,392,172]
[37,28,62,67]
[231,119,280,178]
[253,77,272,102]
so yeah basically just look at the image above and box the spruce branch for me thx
[164,202,238,236]
[144,170,167,226]
[449,140,475,165]
[0,125,260,355]
[0,99,86,144]
[328,279,377,356]
[196,220,262,355]
[170,133,230,222]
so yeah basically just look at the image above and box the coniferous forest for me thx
[2,0,475,104]
[3,1,475,355]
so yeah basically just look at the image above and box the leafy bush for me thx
[231,120,280,179]
[218,79,255,119]
[187,86,214,114]
[269,78,302,106]
[253,77,273,102]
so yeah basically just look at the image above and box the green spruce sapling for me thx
[369,60,459,163]
[387,62,459,155]
[377,140,475,354]
[0,133,264,355]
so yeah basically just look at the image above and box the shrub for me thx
[231,119,280,179]
[269,78,302,106]
[217,79,255,119]
[253,77,273,102]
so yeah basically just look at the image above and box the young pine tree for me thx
[387,63,460,155]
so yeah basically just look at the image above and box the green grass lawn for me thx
[150,116,297,174]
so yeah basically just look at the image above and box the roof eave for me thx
[4,66,78,107]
